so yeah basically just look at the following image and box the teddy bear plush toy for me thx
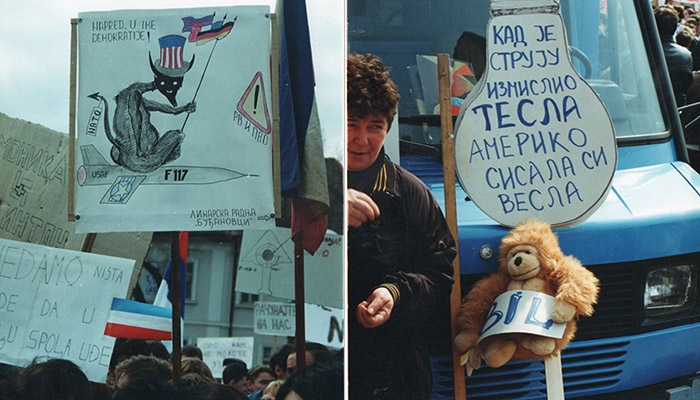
[454,219,599,376]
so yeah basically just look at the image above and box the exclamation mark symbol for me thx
[253,84,260,114]
[147,31,150,43]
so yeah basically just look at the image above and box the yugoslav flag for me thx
[104,298,172,340]
[277,0,329,255]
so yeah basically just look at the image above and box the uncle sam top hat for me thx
[150,34,194,77]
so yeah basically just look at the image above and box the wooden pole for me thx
[293,230,306,371]
[271,13,282,218]
[437,54,466,400]
[170,232,182,385]
[544,352,565,400]
[68,19,78,222]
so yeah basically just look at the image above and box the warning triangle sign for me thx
[236,71,271,134]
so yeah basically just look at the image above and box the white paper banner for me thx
[0,238,135,382]
[198,336,254,379]
[477,290,566,344]
[252,302,343,350]
[254,301,296,337]
[236,228,343,309]
[75,7,274,233]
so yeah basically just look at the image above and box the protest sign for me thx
[0,113,151,293]
[236,228,343,308]
[74,7,274,233]
[197,336,254,379]
[254,301,295,337]
[454,9,617,227]
[0,238,135,382]
[252,302,342,350]
[476,290,566,344]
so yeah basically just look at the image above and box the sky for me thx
[0,0,344,161]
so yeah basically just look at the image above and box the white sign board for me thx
[477,290,566,344]
[0,238,135,382]
[75,7,275,233]
[454,5,616,227]
[252,302,342,350]
[254,301,296,337]
[197,336,254,379]
[236,228,343,308]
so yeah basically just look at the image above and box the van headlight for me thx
[644,265,697,317]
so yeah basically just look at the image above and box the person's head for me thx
[17,358,90,400]
[222,360,248,393]
[112,376,175,400]
[347,53,400,171]
[274,361,343,400]
[656,5,680,37]
[286,343,330,377]
[269,344,294,381]
[181,344,204,360]
[180,357,215,383]
[147,341,171,361]
[677,26,696,49]
[685,7,696,20]
[114,355,173,390]
[246,365,274,394]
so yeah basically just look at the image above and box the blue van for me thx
[349,0,700,398]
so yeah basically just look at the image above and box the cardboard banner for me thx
[454,5,617,227]
[477,290,566,344]
[74,7,274,233]
[236,228,343,309]
[197,336,254,379]
[0,238,135,382]
[253,302,342,350]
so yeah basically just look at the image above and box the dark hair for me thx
[147,341,171,361]
[110,339,150,369]
[112,376,175,400]
[676,26,696,48]
[182,345,204,360]
[305,342,330,365]
[247,365,274,382]
[269,344,294,377]
[115,355,173,383]
[275,361,343,400]
[17,358,91,400]
[655,5,680,36]
[347,53,400,128]
[222,361,247,384]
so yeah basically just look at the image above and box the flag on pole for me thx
[277,0,329,254]
[154,231,188,317]
[104,298,172,340]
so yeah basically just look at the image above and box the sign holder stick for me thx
[544,352,565,400]
[68,18,78,222]
[437,54,466,399]
[271,13,282,218]
[170,232,183,384]
[293,230,307,370]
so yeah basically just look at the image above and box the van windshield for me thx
[348,0,667,146]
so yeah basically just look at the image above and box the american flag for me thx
[158,35,186,70]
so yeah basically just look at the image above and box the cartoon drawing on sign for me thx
[78,13,260,205]
[89,34,196,173]
[240,230,292,295]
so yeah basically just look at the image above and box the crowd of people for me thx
[0,339,343,400]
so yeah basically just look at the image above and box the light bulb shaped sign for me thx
[454,0,617,227]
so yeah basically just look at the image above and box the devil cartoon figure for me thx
[90,34,196,173]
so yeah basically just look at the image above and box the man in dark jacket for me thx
[656,5,693,106]
[347,52,456,400]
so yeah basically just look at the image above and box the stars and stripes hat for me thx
[151,34,193,77]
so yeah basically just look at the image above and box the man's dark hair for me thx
[305,342,331,364]
[17,358,91,400]
[116,355,173,383]
[275,361,343,400]
[173,384,248,400]
[147,341,171,361]
[347,52,400,128]
[112,377,175,400]
[222,361,247,384]
[181,344,203,360]
[110,339,150,370]
[656,5,680,37]
[268,344,294,378]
